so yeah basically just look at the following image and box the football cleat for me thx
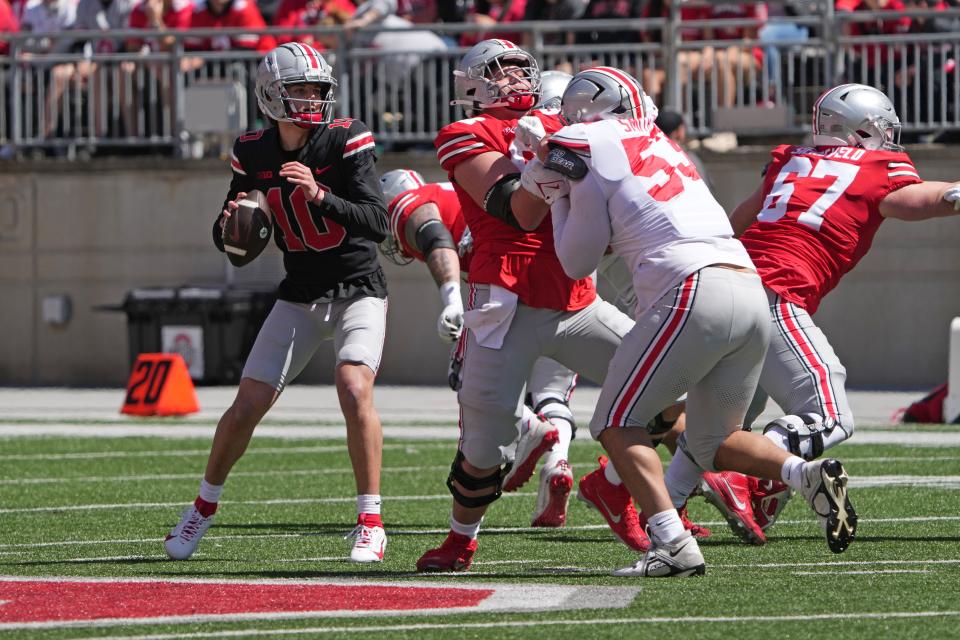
[345,519,387,563]
[164,502,215,560]
[800,458,857,553]
[416,531,478,572]
[751,477,793,531]
[612,530,706,578]
[502,417,559,492]
[531,459,573,527]
[576,457,649,551]
[701,471,766,545]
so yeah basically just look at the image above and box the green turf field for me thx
[1,433,959,639]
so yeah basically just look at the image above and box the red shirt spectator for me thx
[272,0,354,47]
[127,0,193,51]
[837,0,912,65]
[397,0,435,22]
[186,0,276,52]
[461,0,527,47]
[707,2,768,65]
[0,0,19,54]
[642,0,710,42]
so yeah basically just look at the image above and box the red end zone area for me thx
[0,576,639,630]
[0,578,492,626]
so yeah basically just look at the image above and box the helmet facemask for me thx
[279,80,336,126]
[379,234,415,266]
[455,52,541,116]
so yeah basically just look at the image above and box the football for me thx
[222,189,273,267]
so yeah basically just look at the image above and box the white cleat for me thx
[612,530,706,578]
[531,459,573,527]
[502,418,559,492]
[800,458,857,553]
[346,523,387,563]
[164,504,215,560]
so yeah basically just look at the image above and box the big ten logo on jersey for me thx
[759,153,861,231]
[267,186,347,252]
[328,118,353,129]
[622,129,701,203]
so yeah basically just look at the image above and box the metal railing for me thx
[1,9,959,156]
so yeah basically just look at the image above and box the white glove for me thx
[437,281,464,343]
[515,115,547,153]
[642,94,659,120]
[943,183,960,210]
[521,158,570,205]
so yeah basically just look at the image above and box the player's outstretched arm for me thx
[453,151,550,231]
[553,171,610,280]
[404,203,461,288]
[729,184,764,237]
[880,181,960,221]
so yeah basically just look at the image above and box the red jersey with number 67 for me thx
[435,110,596,311]
[740,144,922,314]
[388,182,473,272]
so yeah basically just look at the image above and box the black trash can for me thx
[117,286,275,385]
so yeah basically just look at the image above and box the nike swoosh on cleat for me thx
[720,477,749,511]
[668,540,690,558]
[595,493,622,524]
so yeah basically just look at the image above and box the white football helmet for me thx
[379,169,425,266]
[255,42,336,126]
[380,169,425,205]
[537,70,572,110]
[560,66,648,124]
[812,83,902,151]
[452,39,541,117]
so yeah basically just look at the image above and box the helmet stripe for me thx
[592,67,642,115]
[497,39,516,49]
[405,170,424,187]
[294,42,319,70]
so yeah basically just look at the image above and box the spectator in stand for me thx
[397,0,435,22]
[124,0,193,138]
[186,0,276,53]
[0,0,19,55]
[18,0,77,139]
[641,0,710,104]
[272,0,354,49]
[836,0,911,86]
[460,0,526,47]
[575,0,643,47]
[894,0,956,127]
[707,2,768,107]
[522,0,587,70]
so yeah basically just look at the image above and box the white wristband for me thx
[439,281,462,309]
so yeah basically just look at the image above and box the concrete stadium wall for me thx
[1,146,958,390]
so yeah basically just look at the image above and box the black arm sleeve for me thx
[308,150,388,243]
[414,218,457,257]
[214,139,257,252]
[482,174,524,230]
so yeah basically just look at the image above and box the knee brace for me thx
[533,397,576,438]
[763,413,842,461]
[446,450,506,508]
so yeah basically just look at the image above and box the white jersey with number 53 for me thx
[740,144,922,314]
[550,117,753,314]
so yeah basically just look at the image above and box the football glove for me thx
[521,158,569,205]
[943,183,960,210]
[515,115,547,154]
[437,281,464,343]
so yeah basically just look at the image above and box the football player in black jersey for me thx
[164,42,391,564]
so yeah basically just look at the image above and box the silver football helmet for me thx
[255,42,337,126]
[452,39,541,117]
[379,169,425,266]
[560,66,648,124]
[537,70,572,110]
[380,169,425,204]
[812,83,902,151]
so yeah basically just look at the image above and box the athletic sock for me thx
[357,494,382,517]
[664,453,704,508]
[603,458,623,486]
[451,516,482,540]
[781,456,807,492]
[647,508,685,546]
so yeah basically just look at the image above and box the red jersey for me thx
[388,182,473,271]
[186,0,276,52]
[740,144,922,314]
[0,0,18,55]
[127,0,193,51]
[272,0,355,48]
[435,110,596,311]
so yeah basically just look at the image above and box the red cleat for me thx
[502,418,559,492]
[531,460,573,527]
[701,471,766,545]
[416,531,478,572]
[678,501,712,539]
[751,477,793,531]
[576,456,649,551]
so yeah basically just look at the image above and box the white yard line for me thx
[715,559,960,569]
[792,569,931,576]
[29,611,960,637]
[0,425,460,440]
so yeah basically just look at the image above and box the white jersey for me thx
[550,117,753,314]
